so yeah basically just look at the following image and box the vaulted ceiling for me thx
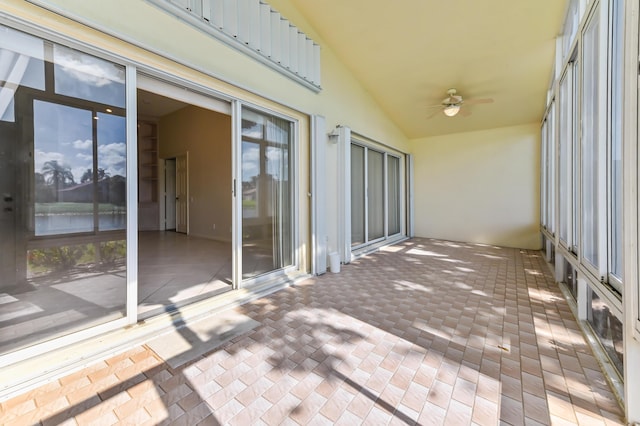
[286,0,569,138]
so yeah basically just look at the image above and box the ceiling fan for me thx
[427,88,494,118]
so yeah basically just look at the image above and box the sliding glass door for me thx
[241,108,294,279]
[350,140,404,250]
[0,24,128,355]
[0,21,305,367]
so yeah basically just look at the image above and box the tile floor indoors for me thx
[0,232,234,355]
[0,238,626,425]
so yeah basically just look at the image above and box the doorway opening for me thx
[162,155,188,234]
[136,77,233,318]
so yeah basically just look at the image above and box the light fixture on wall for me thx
[443,104,460,117]
[328,128,340,143]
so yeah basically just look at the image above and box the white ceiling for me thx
[286,0,569,139]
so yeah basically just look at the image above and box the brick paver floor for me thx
[0,238,626,425]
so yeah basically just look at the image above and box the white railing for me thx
[148,0,321,91]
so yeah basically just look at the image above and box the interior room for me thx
[136,83,233,318]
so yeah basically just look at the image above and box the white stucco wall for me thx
[410,123,541,249]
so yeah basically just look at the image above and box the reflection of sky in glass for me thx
[98,113,126,177]
[243,122,262,139]
[0,88,15,122]
[0,25,45,61]
[33,103,126,183]
[265,121,288,145]
[34,101,92,183]
[242,141,259,182]
[53,44,125,108]
[0,25,46,122]
[0,26,46,91]
[242,111,290,181]
[266,147,287,180]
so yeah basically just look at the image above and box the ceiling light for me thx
[443,105,460,117]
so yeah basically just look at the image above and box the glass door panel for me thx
[0,23,128,355]
[609,0,623,285]
[558,70,571,246]
[97,113,127,231]
[350,144,365,246]
[581,7,600,269]
[367,149,384,241]
[388,155,401,236]
[350,141,405,250]
[241,108,293,279]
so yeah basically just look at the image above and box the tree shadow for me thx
[27,237,623,425]
[223,237,624,424]
[37,305,224,425]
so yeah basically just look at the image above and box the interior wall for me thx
[159,106,232,241]
[410,123,541,249]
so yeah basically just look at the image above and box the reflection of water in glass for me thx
[35,213,126,235]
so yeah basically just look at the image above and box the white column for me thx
[311,115,327,275]
[622,0,640,421]
[125,66,138,324]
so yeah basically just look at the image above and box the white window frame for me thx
[571,56,581,256]
[606,0,624,292]
[337,126,408,263]
[558,66,574,251]
[548,101,557,237]
[578,1,609,282]
[541,118,549,232]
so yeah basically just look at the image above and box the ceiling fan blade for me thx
[459,108,472,117]
[426,108,443,119]
[464,98,494,105]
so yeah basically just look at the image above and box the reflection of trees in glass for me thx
[80,168,110,183]
[41,160,74,201]
[97,168,109,180]
[80,168,92,184]
[34,172,55,202]
[104,175,126,207]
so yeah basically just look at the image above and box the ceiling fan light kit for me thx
[427,88,494,118]
[443,104,460,117]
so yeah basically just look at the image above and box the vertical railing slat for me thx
[260,1,272,57]
[280,17,290,68]
[223,0,238,37]
[155,0,320,88]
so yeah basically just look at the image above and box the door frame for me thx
[163,158,177,231]
[175,153,189,234]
